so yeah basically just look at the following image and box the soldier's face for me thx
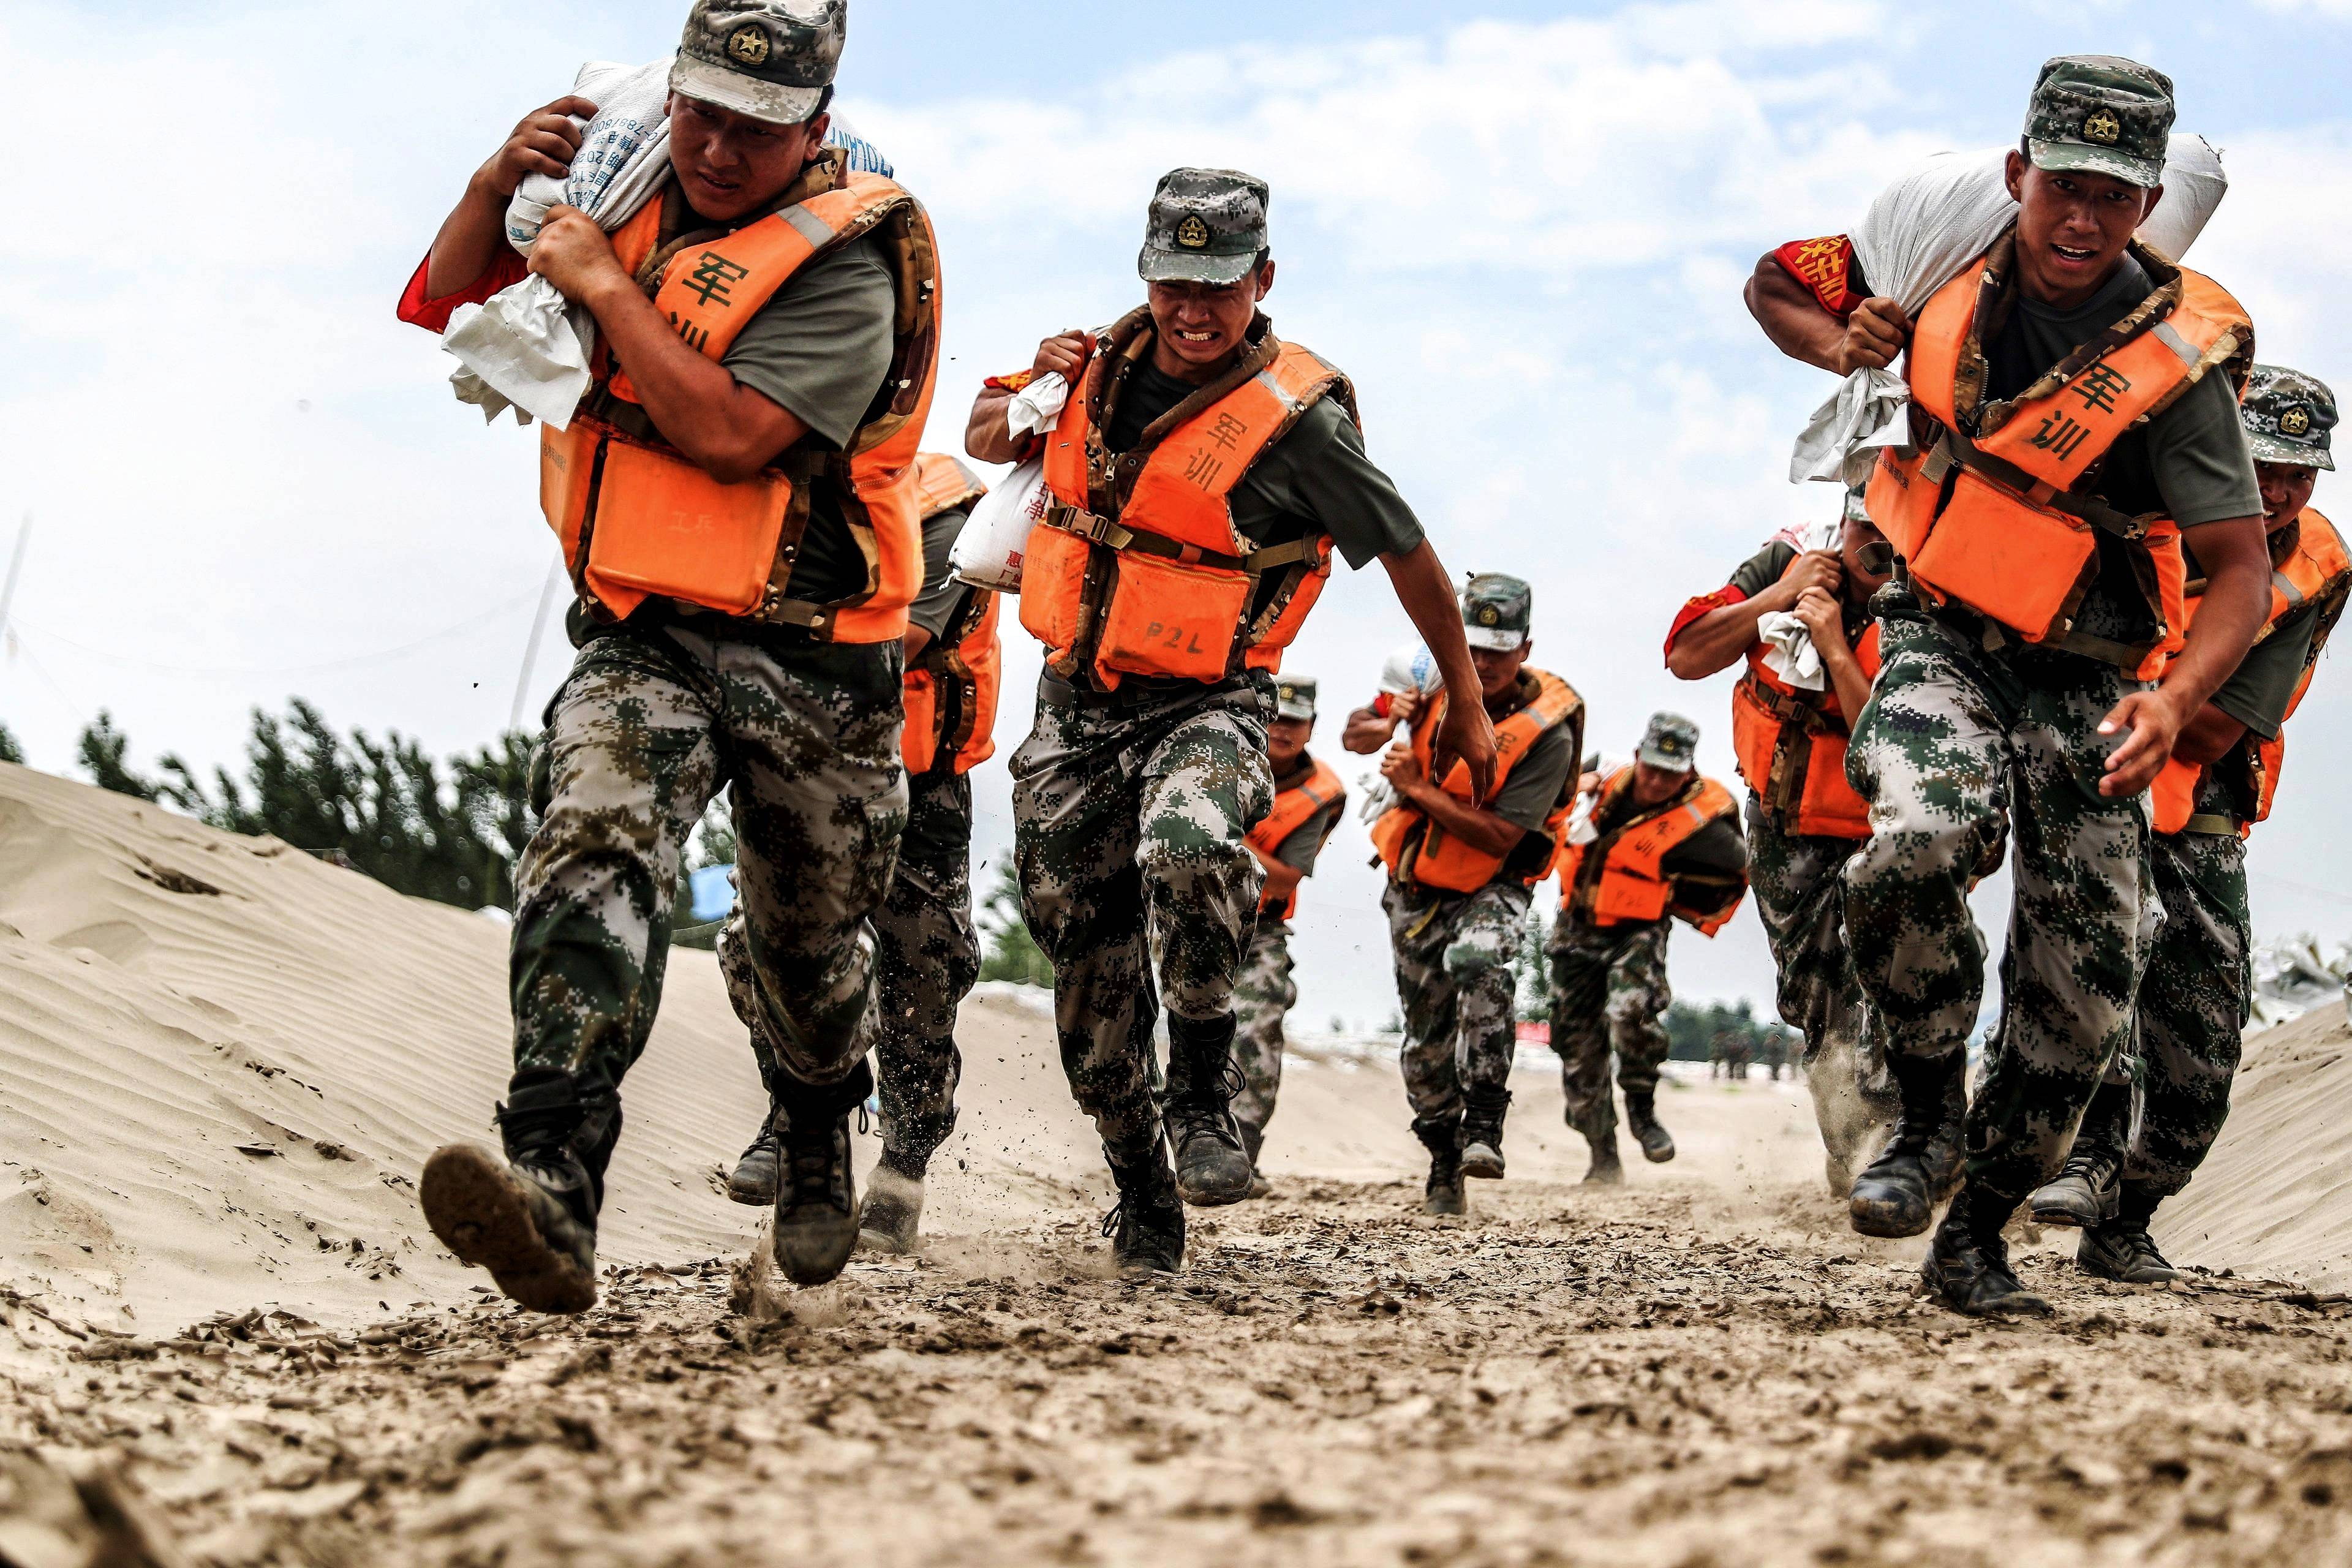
[1146,262,1275,378]
[1471,640,1528,699]
[2004,151,2161,306]
[668,94,829,222]
[1629,761,1689,808]
[1267,717,1312,769]
[2256,462,2318,532]
[1841,516,1892,597]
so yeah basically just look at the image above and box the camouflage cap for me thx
[1139,168,1270,287]
[2241,364,2337,472]
[1637,712,1700,774]
[1460,573,1532,652]
[672,0,845,126]
[2024,55,2174,189]
[1843,483,1871,526]
[1272,675,1319,723]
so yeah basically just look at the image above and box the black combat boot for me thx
[726,1110,780,1206]
[2027,1082,2127,1227]
[856,1147,927,1255]
[1163,1014,1254,1206]
[1920,1184,2052,1317]
[1102,1139,1186,1273]
[2077,1182,2182,1284]
[1458,1085,1512,1180]
[771,1060,873,1287]
[1921,1051,1969,1205]
[421,1068,617,1314]
[1848,1052,1964,1238]
[1413,1115,1466,1216]
[1624,1090,1676,1163]
[1235,1118,1272,1200]
[1581,1132,1624,1186]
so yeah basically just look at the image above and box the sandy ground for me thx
[4,762,2351,1567]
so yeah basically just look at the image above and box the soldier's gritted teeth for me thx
[667,92,826,223]
[2008,159,2159,305]
[2256,462,2317,533]
[1147,270,1268,376]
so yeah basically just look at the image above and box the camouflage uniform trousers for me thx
[1010,675,1272,1159]
[1385,880,1530,1124]
[1231,920,1297,1141]
[511,622,905,1103]
[722,764,979,1169]
[1743,793,1893,1104]
[1547,917,1673,1141]
[1843,594,2155,1200]
[2105,828,2251,1197]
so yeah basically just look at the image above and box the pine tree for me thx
[0,722,23,766]
[1512,902,1551,1023]
[975,855,1053,987]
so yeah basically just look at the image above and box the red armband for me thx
[396,251,529,334]
[1770,235,1862,320]
[984,369,1038,394]
[1664,586,1747,664]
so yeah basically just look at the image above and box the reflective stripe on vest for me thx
[1558,769,1745,937]
[1246,755,1346,919]
[2152,508,2352,835]
[1865,234,2248,680]
[538,169,941,642]
[902,453,1001,777]
[1020,312,1348,690]
[1728,560,1882,841]
[1369,669,1585,894]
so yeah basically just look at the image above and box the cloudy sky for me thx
[6,0,2351,1033]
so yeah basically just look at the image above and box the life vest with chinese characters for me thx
[1728,560,1883,841]
[1865,233,2251,680]
[1019,307,1350,690]
[900,454,1001,777]
[2150,508,2352,836]
[1246,755,1346,920]
[538,162,941,641]
[1370,669,1584,894]
[1558,767,1745,936]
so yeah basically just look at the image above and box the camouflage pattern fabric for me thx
[1231,924,1297,1139]
[722,766,979,1169]
[1385,881,1531,1124]
[511,623,905,1096]
[1843,590,2155,1200]
[2121,829,2251,1197]
[1011,676,1273,1159]
[1742,795,1889,1100]
[1547,918,1673,1141]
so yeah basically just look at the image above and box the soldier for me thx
[1747,58,2272,1314]
[1231,676,1346,1193]
[965,170,1498,1273]
[1664,491,1964,1192]
[2029,368,2348,1281]
[1349,575,1585,1215]
[723,454,998,1254]
[406,0,942,1308]
[1551,715,1749,1183]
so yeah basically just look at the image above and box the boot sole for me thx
[1637,1142,1676,1164]
[420,1145,595,1314]
[1175,1169,1255,1207]
[856,1226,916,1255]
[2027,1198,2108,1229]
[726,1175,776,1207]
[1849,1192,1932,1239]
[1460,1145,1505,1180]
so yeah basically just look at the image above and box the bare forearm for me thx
[2158,522,2271,718]
[1746,256,1847,372]
[1405,783,1523,859]
[582,276,804,481]
[426,173,516,300]
[2173,703,2249,768]
[1668,592,1787,679]
[1341,707,1397,755]
[965,388,1025,466]
[1383,541,1481,707]
[1819,636,1875,723]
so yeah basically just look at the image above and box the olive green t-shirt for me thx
[2187,526,2319,744]
[907,505,971,643]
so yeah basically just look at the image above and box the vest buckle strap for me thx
[2179,812,2242,837]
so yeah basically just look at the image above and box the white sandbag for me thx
[442,59,894,429]
[1789,135,2228,486]
[951,457,1049,591]
[1354,642,1445,821]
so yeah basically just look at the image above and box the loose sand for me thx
[4,760,2350,1566]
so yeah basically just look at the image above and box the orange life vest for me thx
[538,164,942,642]
[900,454,1001,777]
[2150,508,2352,836]
[1728,559,1883,841]
[1370,669,1585,894]
[1019,308,1351,690]
[1865,233,2252,680]
[1558,767,1746,937]
[1245,755,1346,920]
